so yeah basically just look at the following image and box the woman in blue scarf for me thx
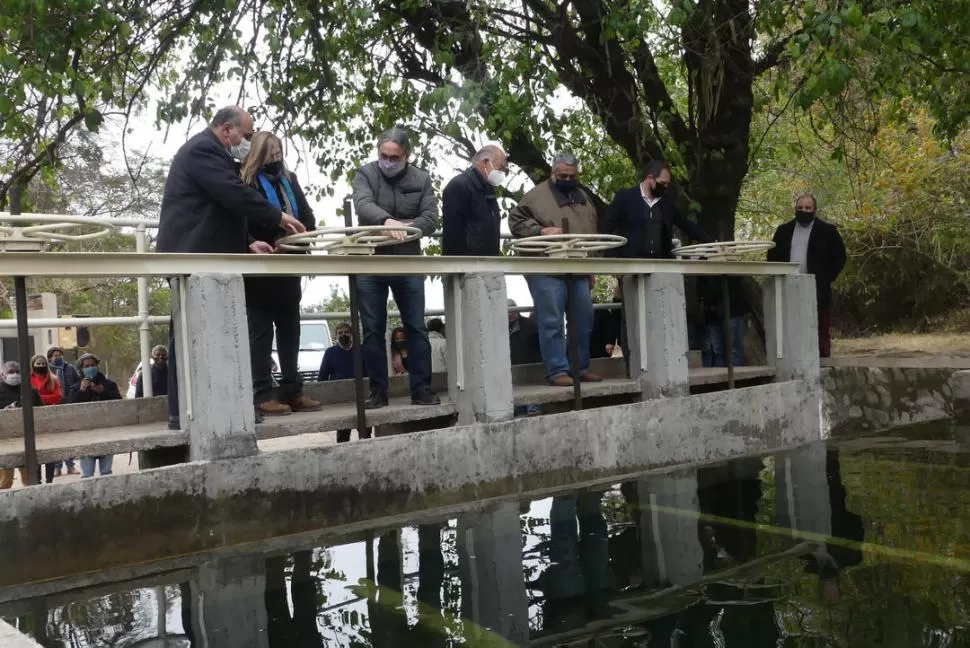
[241,132,321,417]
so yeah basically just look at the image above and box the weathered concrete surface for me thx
[823,357,970,369]
[821,366,956,435]
[0,620,42,647]
[0,396,167,439]
[444,273,514,424]
[637,469,704,586]
[952,370,970,420]
[182,274,258,460]
[764,274,820,383]
[623,273,691,398]
[0,380,818,588]
[188,557,268,648]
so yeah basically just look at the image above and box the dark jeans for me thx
[818,305,832,358]
[357,275,431,395]
[336,428,374,443]
[167,321,179,425]
[248,305,303,404]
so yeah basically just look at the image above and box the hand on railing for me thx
[249,241,275,254]
[281,213,306,235]
[384,219,409,240]
[540,226,563,236]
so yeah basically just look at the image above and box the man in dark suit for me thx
[600,160,711,260]
[157,106,306,429]
[441,144,508,256]
[767,194,846,357]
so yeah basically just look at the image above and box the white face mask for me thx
[3,373,20,387]
[230,136,251,161]
[486,165,507,187]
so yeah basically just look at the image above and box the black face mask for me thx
[652,182,668,198]
[392,340,406,350]
[34,366,48,376]
[263,160,284,177]
[555,178,578,193]
[795,209,815,225]
[338,335,352,347]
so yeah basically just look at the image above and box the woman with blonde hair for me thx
[240,131,321,417]
[30,354,63,483]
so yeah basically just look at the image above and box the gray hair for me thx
[151,345,168,356]
[77,353,100,368]
[796,193,818,210]
[377,127,412,155]
[1,361,19,374]
[211,106,245,128]
[552,152,579,169]
[472,145,506,165]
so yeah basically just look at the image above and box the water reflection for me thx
[17,429,970,647]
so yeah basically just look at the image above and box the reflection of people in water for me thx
[264,550,323,646]
[800,449,865,601]
[539,492,611,631]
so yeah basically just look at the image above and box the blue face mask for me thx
[51,358,64,367]
[82,366,98,380]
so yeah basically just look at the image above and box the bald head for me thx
[210,106,254,155]
[472,144,508,185]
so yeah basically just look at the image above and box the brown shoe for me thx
[550,375,574,387]
[284,395,323,413]
[581,372,603,383]
[256,400,292,416]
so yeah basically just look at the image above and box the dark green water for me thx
[5,421,970,647]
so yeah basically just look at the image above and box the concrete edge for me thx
[0,620,42,647]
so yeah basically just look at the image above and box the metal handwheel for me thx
[276,225,422,255]
[0,212,116,252]
[509,233,627,258]
[672,240,775,261]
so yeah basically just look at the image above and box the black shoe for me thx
[254,408,265,424]
[168,417,180,431]
[411,388,440,406]
[364,390,388,410]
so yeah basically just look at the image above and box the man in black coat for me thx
[508,300,542,366]
[157,106,306,429]
[767,194,846,357]
[441,145,508,256]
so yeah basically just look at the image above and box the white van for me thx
[270,322,333,382]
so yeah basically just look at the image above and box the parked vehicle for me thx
[270,323,332,383]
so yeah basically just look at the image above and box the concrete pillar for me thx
[775,444,832,538]
[623,273,690,399]
[188,556,268,648]
[457,500,529,644]
[764,274,820,382]
[179,273,258,461]
[444,273,514,425]
[637,469,704,587]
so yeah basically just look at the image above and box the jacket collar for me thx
[547,179,587,207]
[464,166,493,194]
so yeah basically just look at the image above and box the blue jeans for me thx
[526,275,594,381]
[702,316,745,368]
[357,275,431,395]
[80,455,113,478]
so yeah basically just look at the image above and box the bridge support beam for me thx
[444,272,514,425]
[457,500,529,644]
[188,556,268,648]
[764,274,820,383]
[637,469,705,586]
[775,443,832,539]
[180,273,259,461]
[623,273,690,399]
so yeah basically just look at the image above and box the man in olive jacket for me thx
[351,127,440,409]
[509,152,601,387]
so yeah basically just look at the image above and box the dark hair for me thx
[211,106,244,128]
[641,159,669,180]
[796,193,818,210]
[427,318,444,334]
[391,326,406,340]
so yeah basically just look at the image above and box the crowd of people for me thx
[2,104,846,485]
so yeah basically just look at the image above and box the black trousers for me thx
[336,427,373,443]
[249,304,303,404]
[167,322,180,424]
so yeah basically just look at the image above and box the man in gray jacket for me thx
[352,127,440,408]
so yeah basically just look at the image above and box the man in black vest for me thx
[768,194,846,357]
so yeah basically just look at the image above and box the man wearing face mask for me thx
[442,144,508,256]
[351,127,440,409]
[157,106,306,430]
[318,323,372,442]
[134,345,169,398]
[509,152,601,387]
[768,194,846,357]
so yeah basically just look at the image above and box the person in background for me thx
[390,327,408,375]
[589,292,622,360]
[352,127,439,409]
[318,322,372,443]
[156,105,306,430]
[508,300,543,417]
[698,276,749,368]
[768,194,847,358]
[426,318,447,374]
[509,152,601,387]
[30,355,63,484]
[0,361,43,489]
[241,131,321,417]
[46,346,80,477]
[135,345,169,398]
[69,353,121,478]
[441,145,508,256]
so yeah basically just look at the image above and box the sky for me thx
[104,88,537,316]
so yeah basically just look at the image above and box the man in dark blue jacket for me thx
[156,106,305,429]
[600,160,711,260]
[318,322,371,442]
[442,145,508,256]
